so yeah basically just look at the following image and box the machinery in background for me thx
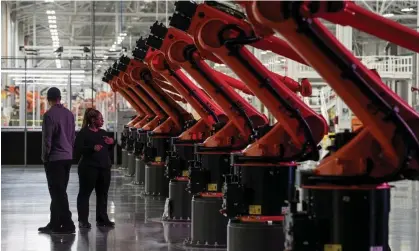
[111,61,165,177]
[131,39,230,222]
[169,1,328,250]
[121,56,194,197]
[103,69,150,170]
[141,26,270,246]
[245,1,419,250]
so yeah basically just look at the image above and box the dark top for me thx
[74,127,114,168]
[42,104,75,162]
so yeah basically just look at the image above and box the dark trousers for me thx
[77,166,111,223]
[44,160,74,228]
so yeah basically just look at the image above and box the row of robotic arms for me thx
[102,1,419,251]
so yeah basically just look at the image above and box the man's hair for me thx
[82,108,101,128]
[47,87,61,101]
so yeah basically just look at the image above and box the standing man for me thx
[39,87,76,234]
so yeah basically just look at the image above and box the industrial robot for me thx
[133,31,268,247]
[115,58,173,180]
[240,1,419,250]
[130,41,230,222]
[115,57,194,197]
[102,68,153,170]
[169,1,328,250]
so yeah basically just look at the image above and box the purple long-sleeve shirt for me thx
[41,104,75,162]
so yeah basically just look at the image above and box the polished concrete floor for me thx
[1,166,419,251]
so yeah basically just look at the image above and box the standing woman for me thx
[75,108,115,228]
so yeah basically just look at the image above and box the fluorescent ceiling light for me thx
[401,7,414,12]
[49,24,57,29]
[3,70,85,74]
[13,78,84,82]
[383,13,394,17]
[46,10,55,15]
[48,20,56,24]
[9,74,85,78]
[48,16,56,20]
[45,0,55,2]
[16,82,81,86]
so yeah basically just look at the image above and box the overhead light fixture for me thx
[46,10,55,15]
[48,16,56,20]
[13,78,84,82]
[401,7,414,12]
[16,82,81,86]
[3,70,85,74]
[49,24,57,29]
[383,13,394,17]
[44,0,55,2]
[9,74,85,78]
[48,20,56,24]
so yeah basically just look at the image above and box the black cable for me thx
[218,24,319,162]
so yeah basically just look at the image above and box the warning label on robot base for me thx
[182,170,189,177]
[207,183,217,191]
[249,205,262,215]
[324,244,342,251]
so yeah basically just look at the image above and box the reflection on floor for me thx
[1,166,418,251]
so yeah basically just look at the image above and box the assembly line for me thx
[98,1,419,251]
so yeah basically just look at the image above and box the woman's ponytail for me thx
[82,108,98,128]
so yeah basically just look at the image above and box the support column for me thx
[335,25,353,132]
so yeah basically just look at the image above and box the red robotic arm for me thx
[250,1,419,181]
[172,1,327,161]
[146,22,268,149]
[135,38,228,124]
[103,71,150,128]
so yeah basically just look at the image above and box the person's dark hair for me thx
[82,108,100,128]
[47,87,61,101]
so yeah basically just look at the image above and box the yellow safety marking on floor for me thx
[324,244,342,251]
[249,205,262,215]
[207,183,217,192]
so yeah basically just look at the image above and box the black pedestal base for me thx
[133,158,145,185]
[184,196,228,248]
[120,149,128,170]
[227,219,284,251]
[125,152,135,177]
[162,180,192,222]
[144,163,169,197]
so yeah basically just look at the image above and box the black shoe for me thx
[96,221,115,228]
[51,225,76,234]
[38,223,52,233]
[79,222,91,229]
